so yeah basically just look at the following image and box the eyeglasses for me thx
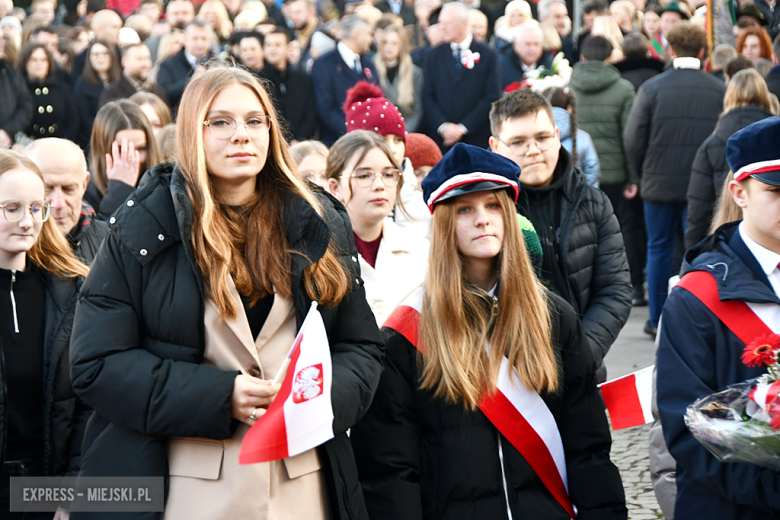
[300,170,327,183]
[203,115,270,139]
[0,200,51,222]
[344,168,401,188]
[494,134,556,155]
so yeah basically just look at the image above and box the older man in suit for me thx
[311,15,377,146]
[422,2,500,150]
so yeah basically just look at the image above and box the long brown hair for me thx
[710,171,742,234]
[373,25,415,113]
[176,65,349,319]
[81,40,121,87]
[0,150,89,278]
[418,189,558,410]
[723,68,777,114]
[90,99,163,195]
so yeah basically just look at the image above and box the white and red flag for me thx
[599,366,654,430]
[239,302,334,464]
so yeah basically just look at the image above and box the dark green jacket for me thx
[569,61,637,186]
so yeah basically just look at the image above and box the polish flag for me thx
[599,366,654,430]
[239,302,334,464]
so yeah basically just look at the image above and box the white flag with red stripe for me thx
[599,366,654,430]
[240,302,334,464]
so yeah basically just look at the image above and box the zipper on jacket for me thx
[498,432,514,520]
[9,271,18,333]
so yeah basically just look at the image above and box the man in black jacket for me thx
[259,27,317,142]
[26,138,109,264]
[624,21,725,337]
[489,89,631,383]
[157,19,213,108]
[98,43,169,108]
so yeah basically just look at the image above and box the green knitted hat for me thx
[517,213,543,275]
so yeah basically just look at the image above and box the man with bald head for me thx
[26,138,109,264]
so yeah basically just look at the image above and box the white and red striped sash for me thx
[383,289,575,519]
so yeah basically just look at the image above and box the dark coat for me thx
[422,40,500,149]
[516,149,632,382]
[156,48,197,108]
[25,78,80,142]
[258,63,318,142]
[766,64,780,100]
[83,178,137,221]
[624,65,726,202]
[374,0,417,26]
[0,267,90,477]
[311,49,378,146]
[97,75,170,109]
[685,106,773,249]
[613,57,665,91]
[0,60,33,138]
[69,164,385,520]
[351,290,627,520]
[67,201,110,265]
[657,222,780,520]
[72,76,105,149]
[499,49,554,90]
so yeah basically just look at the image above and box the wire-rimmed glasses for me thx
[0,200,51,222]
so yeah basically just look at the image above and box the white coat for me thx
[359,219,429,326]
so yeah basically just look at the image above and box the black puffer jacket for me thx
[624,64,726,202]
[516,149,631,382]
[0,60,33,139]
[70,164,384,520]
[613,57,665,92]
[685,106,773,249]
[0,267,90,477]
[351,290,627,520]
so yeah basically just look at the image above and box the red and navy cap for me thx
[421,143,521,213]
[728,117,780,186]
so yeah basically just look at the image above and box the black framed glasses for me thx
[203,115,270,139]
[344,168,401,188]
[494,134,556,155]
[0,200,51,222]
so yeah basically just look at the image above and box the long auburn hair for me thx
[373,25,415,113]
[736,26,774,62]
[0,150,89,278]
[176,65,349,319]
[418,189,558,410]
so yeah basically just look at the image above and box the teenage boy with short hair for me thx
[488,88,631,383]
[657,117,780,520]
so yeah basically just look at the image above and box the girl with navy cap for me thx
[657,117,780,519]
[351,143,627,520]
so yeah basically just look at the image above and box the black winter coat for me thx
[624,65,726,202]
[258,63,318,142]
[685,106,773,249]
[83,178,136,221]
[72,76,104,149]
[0,60,33,139]
[0,267,90,477]
[351,290,627,520]
[70,164,384,520]
[613,57,665,92]
[516,149,631,382]
[25,77,79,142]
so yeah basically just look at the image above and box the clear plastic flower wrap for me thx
[685,377,780,471]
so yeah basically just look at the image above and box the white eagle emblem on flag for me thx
[292,364,324,403]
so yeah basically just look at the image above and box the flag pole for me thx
[272,301,319,385]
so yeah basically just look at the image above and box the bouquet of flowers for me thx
[503,53,573,94]
[685,334,780,471]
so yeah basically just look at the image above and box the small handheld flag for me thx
[599,366,655,430]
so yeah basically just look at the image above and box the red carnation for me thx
[343,81,384,115]
[742,333,780,368]
[504,81,530,93]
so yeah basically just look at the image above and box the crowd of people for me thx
[2,0,780,516]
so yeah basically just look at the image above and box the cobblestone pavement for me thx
[610,423,664,519]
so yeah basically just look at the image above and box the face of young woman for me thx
[643,11,660,36]
[381,31,402,63]
[89,43,112,74]
[115,129,148,168]
[382,134,405,164]
[297,152,328,188]
[26,47,49,80]
[742,35,762,61]
[202,82,270,202]
[0,169,46,264]
[453,190,505,261]
[330,147,398,228]
[138,103,163,135]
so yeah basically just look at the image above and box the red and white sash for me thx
[383,288,575,519]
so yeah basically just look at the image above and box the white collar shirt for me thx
[740,222,780,298]
[338,42,361,72]
[450,33,473,55]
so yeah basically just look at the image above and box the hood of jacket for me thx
[569,61,621,93]
[682,221,779,305]
[713,105,774,142]
[552,107,574,142]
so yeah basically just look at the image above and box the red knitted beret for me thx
[344,81,406,143]
[405,133,442,169]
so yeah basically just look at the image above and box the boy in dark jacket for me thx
[489,88,631,383]
[657,117,780,520]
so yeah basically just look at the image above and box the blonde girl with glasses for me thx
[0,150,89,518]
[327,130,429,326]
[69,66,384,519]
